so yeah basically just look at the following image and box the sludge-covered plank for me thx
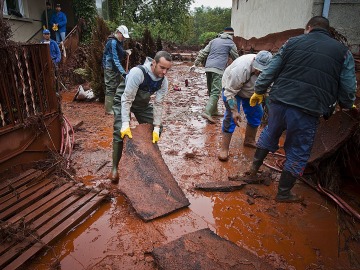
[3,190,108,270]
[195,181,247,192]
[0,170,42,198]
[0,178,54,220]
[152,228,276,270]
[118,124,189,221]
[0,169,36,190]
[0,189,107,269]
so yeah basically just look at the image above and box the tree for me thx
[73,0,98,41]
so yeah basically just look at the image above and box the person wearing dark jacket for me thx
[102,25,131,115]
[41,2,55,40]
[191,27,239,123]
[247,16,357,203]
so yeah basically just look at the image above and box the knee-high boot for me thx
[108,141,123,184]
[275,170,303,203]
[218,132,232,161]
[249,147,269,175]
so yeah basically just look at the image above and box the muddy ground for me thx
[28,62,360,269]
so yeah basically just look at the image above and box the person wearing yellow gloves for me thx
[244,16,357,203]
[108,51,173,183]
[50,3,67,43]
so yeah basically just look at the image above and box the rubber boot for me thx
[108,141,123,184]
[249,148,269,174]
[218,132,232,161]
[105,95,114,115]
[201,96,217,123]
[212,109,224,117]
[275,170,303,203]
[243,124,258,148]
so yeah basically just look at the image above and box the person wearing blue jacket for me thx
[246,16,357,203]
[50,3,67,43]
[41,29,61,65]
[102,25,130,114]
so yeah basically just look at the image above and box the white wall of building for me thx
[231,0,313,39]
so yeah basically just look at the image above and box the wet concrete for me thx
[27,62,360,269]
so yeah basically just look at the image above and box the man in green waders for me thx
[190,27,239,123]
[102,25,131,114]
[108,51,173,183]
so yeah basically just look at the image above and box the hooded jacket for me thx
[195,33,239,74]
[121,57,169,126]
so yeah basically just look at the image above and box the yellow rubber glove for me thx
[249,93,264,107]
[52,24,58,31]
[152,126,160,144]
[43,25,46,30]
[120,122,132,139]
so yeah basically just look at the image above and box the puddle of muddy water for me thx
[26,63,359,270]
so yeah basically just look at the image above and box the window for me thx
[3,0,26,18]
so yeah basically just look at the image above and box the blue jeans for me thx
[56,31,66,43]
[221,90,263,133]
[257,101,319,176]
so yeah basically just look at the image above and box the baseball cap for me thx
[116,25,130,38]
[224,27,234,35]
[43,29,50,34]
[253,50,273,71]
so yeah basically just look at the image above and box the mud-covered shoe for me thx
[201,113,216,124]
[108,170,119,184]
[275,192,303,203]
[228,171,265,184]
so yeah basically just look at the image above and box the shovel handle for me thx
[125,54,130,73]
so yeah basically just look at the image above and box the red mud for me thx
[27,62,360,270]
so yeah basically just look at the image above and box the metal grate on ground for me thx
[0,168,108,269]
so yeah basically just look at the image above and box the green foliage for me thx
[119,0,193,44]
[96,1,232,46]
[73,0,98,42]
[85,16,111,101]
[190,6,231,45]
[141,29,156,59]
[199,32,218,46]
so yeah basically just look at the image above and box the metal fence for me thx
[0,44,58,131]
[0,44,61,171]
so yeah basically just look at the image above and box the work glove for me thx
[120,122,132,139]
[43,25,46,30]
[227,98,236,110]
[189,65,196,72]
[232,110,242,127]
[125,49,132,55]
[249,93,264,107]
[52,24,58,31]
[152,126,160,144]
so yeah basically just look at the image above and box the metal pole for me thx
[322,0,331,18]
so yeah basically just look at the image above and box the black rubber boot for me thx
[108,141,123,184]
[275,170,303,203]
[249,148,269,175]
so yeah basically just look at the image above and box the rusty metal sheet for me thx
[118,124,190,221]
[195,181,247,192]
[151,228,276,270]
[308,110,360,165]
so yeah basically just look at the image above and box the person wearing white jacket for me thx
[218,50,272,161]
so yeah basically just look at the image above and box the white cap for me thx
[116,25,130,38]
